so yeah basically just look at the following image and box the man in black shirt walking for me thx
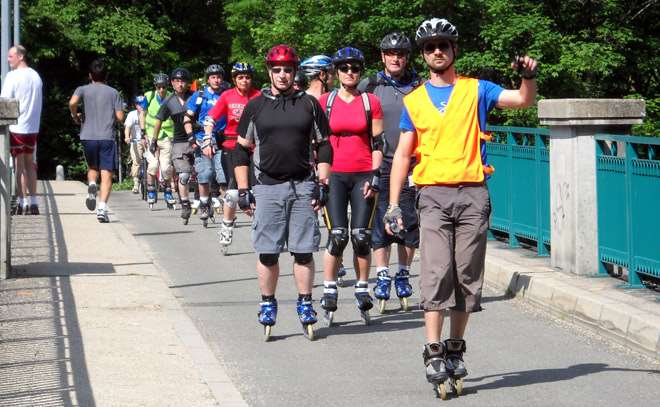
[233,44,333,341]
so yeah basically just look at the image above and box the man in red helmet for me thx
[233,44,333,341]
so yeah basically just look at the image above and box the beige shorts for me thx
[417,184,491,312]
[146,138,173,180]
[129,141,145,178]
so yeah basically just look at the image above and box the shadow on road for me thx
[466,363,660,391]
[0,181,103,406]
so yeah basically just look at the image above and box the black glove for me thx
[368,169,381,193]
[149,137,158,154]
[383,204,404,235]
[312,182,329,208]
[515,56,538,80]
[238,188,255,210]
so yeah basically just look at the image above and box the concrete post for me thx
[0,98,19,279]
[56,164,65,181]
[538,99,645,275]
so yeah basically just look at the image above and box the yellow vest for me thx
[144,90,173,140]
[403,77,487,186]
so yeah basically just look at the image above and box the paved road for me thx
[111,191,659,407]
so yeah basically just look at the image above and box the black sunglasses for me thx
[423,41,452,53]
[271,67,294,74]
[338,64,362,74]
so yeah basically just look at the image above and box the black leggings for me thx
[323,171,377,232]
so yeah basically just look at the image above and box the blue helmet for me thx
[231,62,254,76]
[300,55,332,77]
[332,47,365,67]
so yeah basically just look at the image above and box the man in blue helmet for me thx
[299,55,335,99]
[184,64,228,225]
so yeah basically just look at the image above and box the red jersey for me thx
[208,87,261,149]
[319,92,383,172]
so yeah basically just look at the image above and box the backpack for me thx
[324,89,372,138]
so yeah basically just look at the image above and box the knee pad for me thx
[351,228,372,257]
[178,172,191,186]
[327,228,349,257]
[259,253,279,267]
[292,252,313,265]
[224,189,239,209]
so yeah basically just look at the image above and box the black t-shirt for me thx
[237,91,331,185]
[156,91,193,142]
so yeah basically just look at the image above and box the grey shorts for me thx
[417,184,491,313]
[171,141,193,174]
[252,180,321,254]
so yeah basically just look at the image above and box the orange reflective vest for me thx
[403,77,490,186]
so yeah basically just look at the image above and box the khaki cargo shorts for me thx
[417,184,491,312]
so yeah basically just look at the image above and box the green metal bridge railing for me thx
[485,125,551,256]
[595,134,660,288]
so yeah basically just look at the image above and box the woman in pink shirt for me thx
[318,47,384,326]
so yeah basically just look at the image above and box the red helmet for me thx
[266,44,299,66]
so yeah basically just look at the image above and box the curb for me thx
[484,253,660,361]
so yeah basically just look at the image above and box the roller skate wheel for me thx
[360,310,370,326]
[323,311,334,327]
[192,208,198,214]
[303,324,315,341]
[435,383,447,400]
[149,203,154,210]
[453,378,463,396]
[215,207,222,214]
[400,297,410,312]
[378,298,387,314]
[263,325,272,342]
[220,244,229,256]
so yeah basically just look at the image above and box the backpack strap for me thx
[325,89,338,122]
[361,92,372,139]
[363,75,379,94]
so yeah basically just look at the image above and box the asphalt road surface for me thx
[111,191,659,407]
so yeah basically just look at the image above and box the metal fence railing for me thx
[595,134,660,287]
[485,125,551,256]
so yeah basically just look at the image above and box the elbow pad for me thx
[232,143,251,167]
[372,132,385,153]
[203,116,216,128]
[316,140,333,165]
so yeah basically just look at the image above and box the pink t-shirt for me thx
[319,92,383,172]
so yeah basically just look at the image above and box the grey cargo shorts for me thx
[252,180,321,254]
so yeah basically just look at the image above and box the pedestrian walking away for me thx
[318,47,385,328]
[233,44,333,341]
[384,17,538,399]
[125,96,146,194]
[1,45,43,215]
[358,32,423,314]
[68,58,124,223]
[151,68,195,222]
[204,62,261,253]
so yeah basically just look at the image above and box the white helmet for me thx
[415,18,459,46]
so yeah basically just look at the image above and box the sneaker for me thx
[96,208,109,223]
[132,186,139,194]
[86,184,98,211]
[29,204,40,215]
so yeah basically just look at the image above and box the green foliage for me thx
[15,0,659,181]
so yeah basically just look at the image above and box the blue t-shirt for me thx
[185,86,227,140]
[399,79,504,170]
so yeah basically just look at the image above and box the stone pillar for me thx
[538,99,645,275]
[0,98,19,279]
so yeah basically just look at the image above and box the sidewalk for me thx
[0,181,247,406]
[484,242,660,360]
